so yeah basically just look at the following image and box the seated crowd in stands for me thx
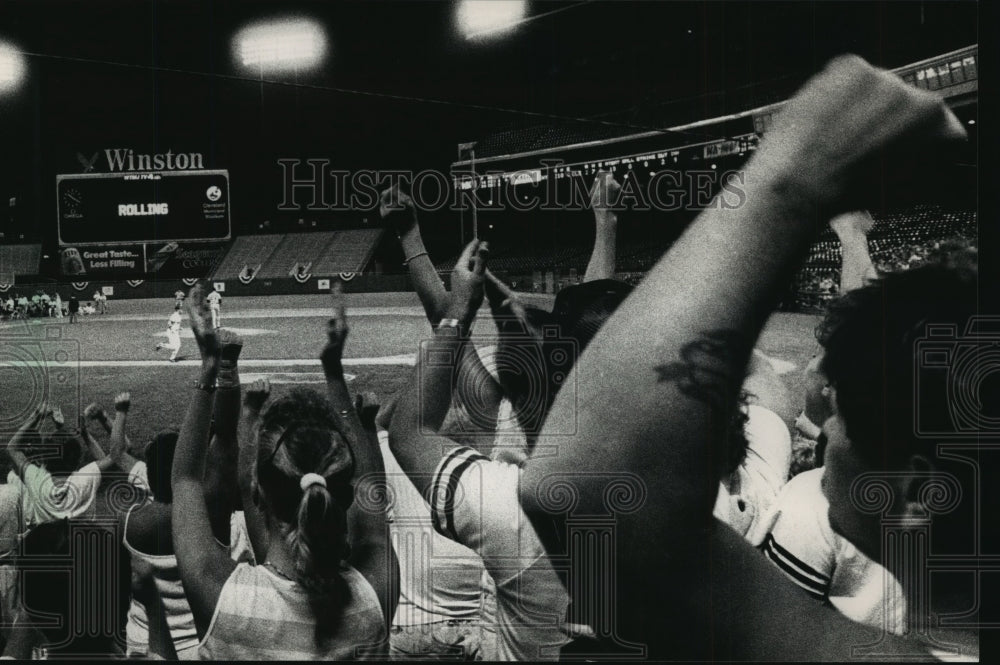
[0,55,985,661]
[1,291,67,320]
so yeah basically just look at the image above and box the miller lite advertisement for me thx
[56,169,230,277]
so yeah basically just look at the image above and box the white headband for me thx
[300,473,327,491]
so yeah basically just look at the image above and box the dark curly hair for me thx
[145,430,179,503]
[816,245,979,469]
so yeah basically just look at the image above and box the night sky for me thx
[0,1,979,245]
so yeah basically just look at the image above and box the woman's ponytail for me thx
[290,480,351,646]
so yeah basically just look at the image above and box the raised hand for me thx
[320,282,349,374]
[484,269,543,340]
[589,170,622,212]
[484,269,515,311]
[445,239,489,327]
[243,378,271,413]
[379,184,414,216]
[379,185,417,236]
[187,283,221,362]
[84,403,108,422]
[49,406,65,428]
[28,401,49,429]
[829,209,875,239]
[755,54,966,213]
[217,329,244,365]
[114,392,131,413]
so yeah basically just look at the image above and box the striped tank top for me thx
[123,505,199,656]
[198,562,386,660]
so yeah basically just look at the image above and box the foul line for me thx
[0,355,416,368]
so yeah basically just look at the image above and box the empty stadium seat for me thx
[211,235,284,279]
[0,244,42,278]
[310,229,384,275]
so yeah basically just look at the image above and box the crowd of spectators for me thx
[0,55,984,661]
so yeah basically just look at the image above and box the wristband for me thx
[194,380,217,392]
[794,411,822,440]
[436,317,472,338]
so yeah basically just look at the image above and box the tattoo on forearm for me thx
[653,329,752,411]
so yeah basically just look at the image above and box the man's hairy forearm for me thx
[524,164,822,520]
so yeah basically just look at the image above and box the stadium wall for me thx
[0,274,419,300]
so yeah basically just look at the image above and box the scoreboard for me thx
[57,170,230,245]
[56,170,231,277]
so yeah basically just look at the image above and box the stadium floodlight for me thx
[234,18,327,74]
[457,0,527,40]
[0,41,26,92]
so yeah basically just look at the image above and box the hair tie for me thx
[300,473,327,491]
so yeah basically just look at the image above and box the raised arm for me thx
[380,185,449,326]
[108,393,141,475]
[583,171,621,282]
[204,332,245,546]
[237,378,271,563]
[319,284,399,629]
[72,412,115,474]
[521,55,964,524]
[518,56,964,658]
[387,240,488,497]
[86,402,133,450]
[2,402,48,480]
[171,283,236,637]
[830,209,878,293]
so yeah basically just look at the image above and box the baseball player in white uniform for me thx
[155,304,184,362]
[206,288,222,329]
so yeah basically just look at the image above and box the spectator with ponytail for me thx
[172,283,395,660]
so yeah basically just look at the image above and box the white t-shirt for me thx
[379,432,487,628]
[749,467,907,635]
[129,461,151,494]
[430,448,570,661]
[713,404,792,539]
[7,462,102,529]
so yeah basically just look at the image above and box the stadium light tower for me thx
[233,17,327,75]
[0,41,26,93]
[457,0,527,40]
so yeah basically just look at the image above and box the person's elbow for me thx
[386,411,415,459]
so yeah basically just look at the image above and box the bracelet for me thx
[436,318,472,338]
[794,411,822,440]
[403,251,429,265]
[194,380,217,392]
